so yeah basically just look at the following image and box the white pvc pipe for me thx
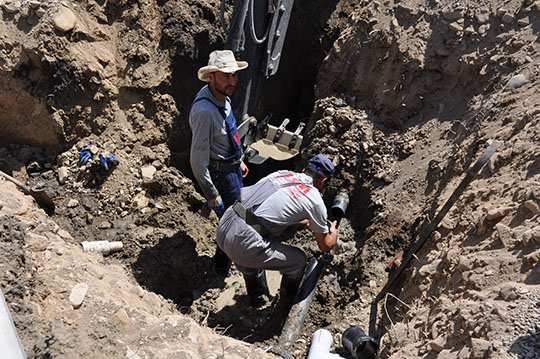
[81,241,123,255]
[307,329,345,359]
[0,290,26,359]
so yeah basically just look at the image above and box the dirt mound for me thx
[0,0,539,358]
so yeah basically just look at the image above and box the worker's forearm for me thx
[190,160,219,200]
[314,228,338,252]
[320,232,337,252]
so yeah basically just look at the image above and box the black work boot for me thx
[244,271,271,308]
[279,274,302,303]
[212,247,231,278]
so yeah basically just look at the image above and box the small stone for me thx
[506,74,529,89]
[464,26,476,35]
[52,6,77,32]
[475,11,490,24]
[3,2,19,13]
[479,65,489,76]
[441,9,463,21]
[97,220,111,230]
[495,223,512,247]
[489,55,502,64]
[471,338,490,358]
[517,17,530,26]
[69,283,88,309]
[501,13,514,24]
[20,5,29,17]
[524,200,540,214]
[486,207,512,221]
[67,199,79,208]
[448,22,463,32]
[478,24,490,35]
[35,7,45,17]
[141,165,157,183]
[397,3,414,13]
[28,1,40,8]
[154,202,165,210]
[522,230,533,246]
[429,336,446,352]
[134,193,149,209]
[531,228,540,243]
[496,8,508,18]
[499,284,518,300]
[58,166,68,184]
[57,229,72,240]
[324,107,335,116]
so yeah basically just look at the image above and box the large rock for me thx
[52,6,77,32]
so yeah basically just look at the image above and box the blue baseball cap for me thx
[308,154,334,178]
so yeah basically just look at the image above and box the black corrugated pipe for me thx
[278,257,325,348]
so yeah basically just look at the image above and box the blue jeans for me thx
[209,167,242,275]
[209,168,243,212]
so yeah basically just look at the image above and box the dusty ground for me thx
[1,0,540,358]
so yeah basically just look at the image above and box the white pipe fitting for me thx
[81,240,123,255]
[0,290,26,358]
[307,329,345,359]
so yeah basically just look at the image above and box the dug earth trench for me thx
[1,0,540,358]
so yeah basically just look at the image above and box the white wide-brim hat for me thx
[198,50,248,82]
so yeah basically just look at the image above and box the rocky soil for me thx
[1,0,539,358]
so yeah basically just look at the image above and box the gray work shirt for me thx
[242,170,329,236]
[189,85,235,200]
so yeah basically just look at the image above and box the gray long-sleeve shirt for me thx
[189,86,235,200]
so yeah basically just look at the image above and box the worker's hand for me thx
[240,161,249,178]
[99,153,118,170]
[314,220,338,252]
[208,196,224,216]
[295,219,310,228]
[208,196,222,208]
[79,145,98,165]
[328,220,339,240]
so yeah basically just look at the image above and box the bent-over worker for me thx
[216,154,339,307]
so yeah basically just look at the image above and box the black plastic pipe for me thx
[278,257,325,347]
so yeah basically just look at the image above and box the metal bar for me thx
[374,140,501,302]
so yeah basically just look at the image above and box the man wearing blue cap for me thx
[216,154,339,307]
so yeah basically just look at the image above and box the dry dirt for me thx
[1,0,540,358]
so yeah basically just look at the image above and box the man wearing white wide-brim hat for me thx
[189,50,250,277]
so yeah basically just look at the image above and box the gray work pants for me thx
[216,208,307,279]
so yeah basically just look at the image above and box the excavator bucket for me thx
[239,115,305,165]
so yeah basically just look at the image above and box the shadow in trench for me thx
[131,229,225,311]
[509,330,540,358]
[206,294,293,344]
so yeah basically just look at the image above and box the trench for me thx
[154,0,382,350]
[0,0,493,356]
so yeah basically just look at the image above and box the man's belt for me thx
[232,201,270,237]
[209,158,241,172]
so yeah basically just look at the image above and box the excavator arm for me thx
[223,0,304,165]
